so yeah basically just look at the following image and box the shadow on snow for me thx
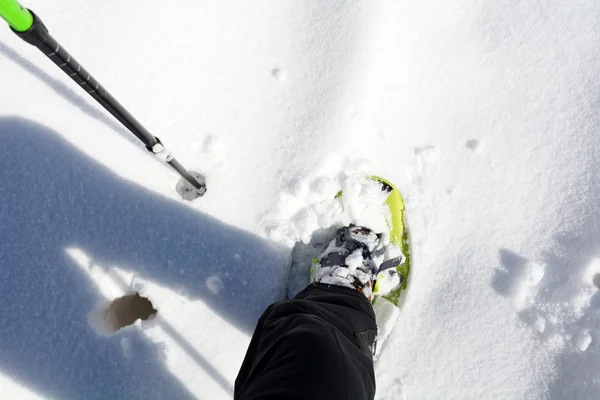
[0,116,287,399]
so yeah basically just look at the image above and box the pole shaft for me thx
[10,10,206,193]
[46,36,159,149]
[15,12,158,149]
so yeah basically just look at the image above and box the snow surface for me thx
[1,0,600,399]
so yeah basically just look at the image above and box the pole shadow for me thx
[0,40,139,148]
[0,117,288,399]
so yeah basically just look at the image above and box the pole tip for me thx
[176,171,206,201]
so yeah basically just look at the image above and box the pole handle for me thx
[0,0,33,32]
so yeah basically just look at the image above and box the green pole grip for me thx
[0,0,33,32]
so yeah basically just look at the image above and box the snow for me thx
[376,270,401,297]
[1,0,600,399]
[0,374,46,400]
[575,330,592,352]
[346,249,366,271]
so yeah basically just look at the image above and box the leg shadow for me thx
[0,117,287,399]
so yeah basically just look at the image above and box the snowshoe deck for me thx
[371,176,410,308]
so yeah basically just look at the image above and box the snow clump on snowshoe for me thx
[310,225,403,300]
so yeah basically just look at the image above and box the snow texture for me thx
[1,0,600,399]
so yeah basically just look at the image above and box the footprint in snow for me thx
[493,250,600,356]
[409,145,438,186]
[465,139,480,151]
[195,134,226,172]
[413,145,439,160]
[271,68,288,82]
[492,249,545,311]
[593,273,600,289]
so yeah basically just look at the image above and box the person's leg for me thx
[235,283,377,400]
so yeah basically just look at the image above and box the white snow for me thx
[346,250,365,271]
[575,330,592,352]
[1,0,600,399]
[375,270,401,297]
[0,374,46,400]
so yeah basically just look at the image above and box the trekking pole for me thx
[0,0,207,200]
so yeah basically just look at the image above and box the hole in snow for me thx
[465,139,480,151]
[176,170,206,201]
[593,273,600,289]
[271,68,288,82]
[206,276,224,295]
[97,292,157,333]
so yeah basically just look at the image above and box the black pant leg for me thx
[235,283,377,400]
